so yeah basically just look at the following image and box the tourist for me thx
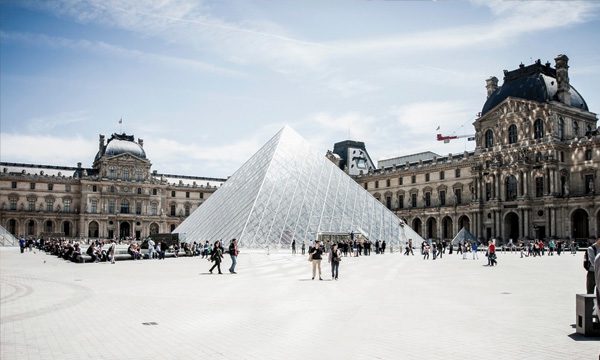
[381,240,387,254]
[328,243,341,280]
[570,241,577,255]
[457,241,463,255]
[549,239,555,256]
[147,238,156,259]
[291,239,296,255]
[423,243,430,260]
[472,241,479,260]
[462,242,468,260]
[209,240,224,274]
[594,244,600,314]
[375,240,380,254]
[437,242,443,259]
[432,242,438,260]
[86,243,99,262]
[301,241,306,255]
[487,240,497,266]
[19,237,25,254]
[556,240,563,256]
[584,240,600,294]
[308,241,323,280]
[107,240,117,264]
[228,239,239,274]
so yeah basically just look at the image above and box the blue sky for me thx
[1,0,599,178]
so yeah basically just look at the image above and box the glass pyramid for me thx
[175,127,424,248]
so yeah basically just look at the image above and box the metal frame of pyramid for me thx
[175,127,424,248]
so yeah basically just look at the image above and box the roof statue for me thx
[451,227,477,245]
[175,126,424,248]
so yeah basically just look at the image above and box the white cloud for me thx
[0,30,244,77]
[0,133,98,166]
[24,110,90,132]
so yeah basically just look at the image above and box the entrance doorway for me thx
[458,215,471,232]
[442,216,453,239]
[426,217,437,239]
[120,222,131,239]
[571,209,589,240]
[504,212,519,242]
[63,221,71,237]
[412,218,422,237]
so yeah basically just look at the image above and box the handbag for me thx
[308,254,313,261]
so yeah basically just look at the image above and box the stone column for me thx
[523,172,529,197]
[549,170,555,195]
[523,209,529,239]
[546,208,552,238]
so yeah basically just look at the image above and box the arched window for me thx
[534,119,544,139]
[508,124,517,144]
[558,117,565,140]
[485,129,494,148]
[573,121,579,137]
[506,175,518,201]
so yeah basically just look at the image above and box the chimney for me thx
[485,76,499,98]
[554,54,571,106]
[138,138,144,147]
[77,162,82,168]
[99,134,105,152]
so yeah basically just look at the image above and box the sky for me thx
[1,0,599,178]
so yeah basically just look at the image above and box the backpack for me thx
[584,245,597,271]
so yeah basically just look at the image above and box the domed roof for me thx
[95,133,146,161]
[481,62,588,115]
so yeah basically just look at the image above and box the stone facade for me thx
[353,56,600,244]
[0,133,225,240]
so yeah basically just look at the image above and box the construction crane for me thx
[436,133,476,144]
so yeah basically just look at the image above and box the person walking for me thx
[301,241,306,255]
[209,240,224,274]
[107,240,117,264]
[381,240,387,254]
[328,243,342,280]
[291,240,296,255]
[19,238,25,254]
[584,239,600,294]
[309,241,324,280]
[472,241,479,260]
[423,243,430,260]
[228,239,239,274]
[147,238,155,259]
[488,240,497,266]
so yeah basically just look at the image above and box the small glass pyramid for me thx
[175,127,423,248]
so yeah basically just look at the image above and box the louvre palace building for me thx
[333,55,599,244]
[0,133,225,240]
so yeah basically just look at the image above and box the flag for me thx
[118,118,122,124]
[435,125,440,131]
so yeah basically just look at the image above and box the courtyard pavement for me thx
[1,247,598,359]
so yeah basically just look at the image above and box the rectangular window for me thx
[425,173,430,182]
[585,174,594,194]
[185,206,190,216]
[425,192,431,207]
[65,184,71,192]
[120,201,129,214]
[92,185,97,192]
[91,200,97,214]
[10,198,17,210]
[364,183,368,189]
[46,199,54,212]
[455,169,461,178]
[171,191,176,197]
[535,177,544,197]
[200,192,204,199]
[411,193,417,208]
[108,200,115,214]
[170,204,176,216]
[386,179,390,187]
[440,171,445,180]
[585,149,593,161]
[485,183,492,201]
[109,168,116,179]
[151,203,158,216]
[136,202,142,215]
[136,170,143,181]
[11,181,17,189]
[186,191,190,198]
[153,189,158,196]
[455,189,462,204]
[439,191,446,206]
[399,177,403,185]
[411,175,416,184]
[30,182,36,190]
[398,195,404,209]
[386,197,392,209]
[48,183,53,190]
[123,169,129,180]
[63,199,71,213]
[28,199,36,211]
[375,181,379,188]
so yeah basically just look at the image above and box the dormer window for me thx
[508,124,517,144]
[534,119,544,139]
[485,129,494,148]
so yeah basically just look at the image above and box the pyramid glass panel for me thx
[175,127,425,248]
